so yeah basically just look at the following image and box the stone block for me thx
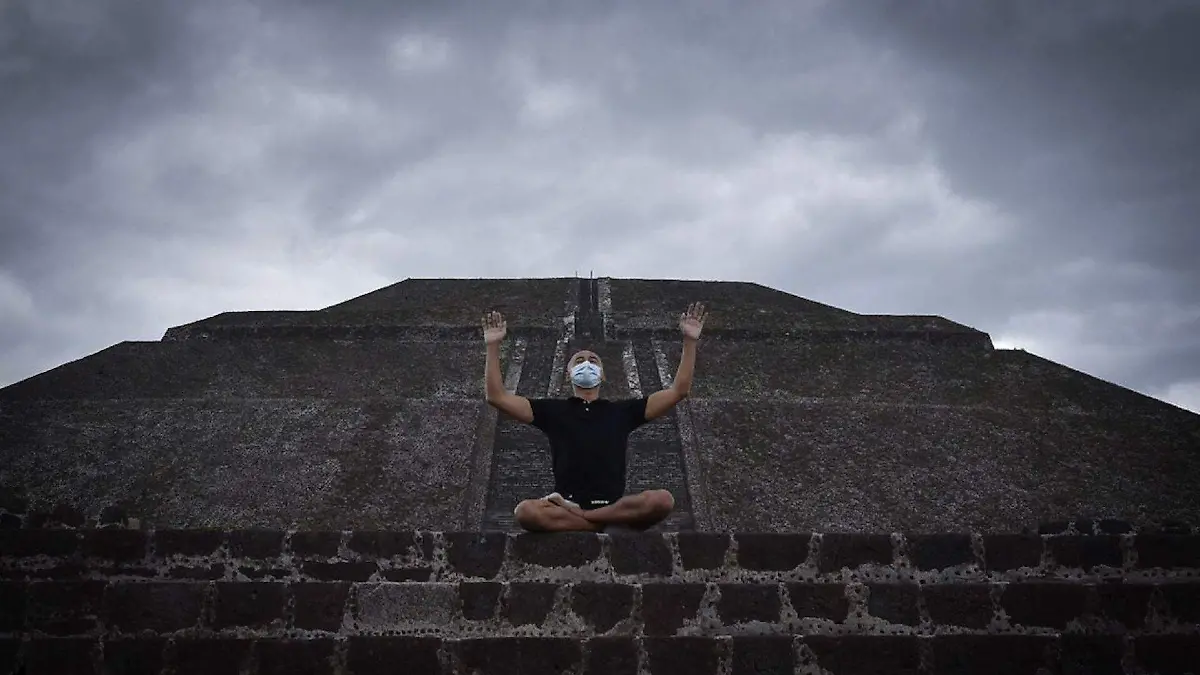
[347,531,416,558]
[923,584,992,629]
[1136,534,1200,568]
[257,638,337,675]
[460,582,502,621]
[609,534,671,576]
[641,583,705,636]
[504,582,558,627]
[1134,635,1200,675]
[817,534,892,574]
[732,636,793,675]
[25,637,96,675]
[290,531,341,558]
[0,639,16,675]
[354,583,458,631]
[736,533,809,571]
[0,529,79,557]
[103,583,206,633]
[228,530,284,558]
[866,583,920,626]
[0,513,20,529]
[512,532,602,568]
[213,582,286,628]
[1161,583,1200,623]
[168,564,226,580]
[0,582,26,631]
[102,638,166,675]
[584,637,638,675]
[571,583,633,633]
[82,530,147,562]
[983,534,1042,571]
[905,534,973,570]
[1038,521,1071,534]
[1000,582,1088,629]
[454,638,582,675]
[929,635,1056,675]
[644,637,720,674]
[1048,536,1122,570]
[446,532,507,579]
[154,530,224,556]
[23,562,86,580]
[171,638,252,675]
[292,582,349,631]
[676,533,728,570]
[26,581,105,635]
[1097,519,1133,534]
[1095,582,1152,628]
[302,561,378,581]
[381,567,431,582]
[803,635,920,674]
[347,637,442,675]
[718,583,781,625]
[786,583,849,622]
[1059,635,1123,675]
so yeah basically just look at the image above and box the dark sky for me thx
[2,0,1198,412]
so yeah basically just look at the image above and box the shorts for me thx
[565,495,616,510]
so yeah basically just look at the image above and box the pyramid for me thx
[1,277,1197,674]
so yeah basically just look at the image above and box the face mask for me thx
[570,361,602,389]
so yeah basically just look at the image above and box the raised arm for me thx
[482,311,534,423]
[645,302,706,421]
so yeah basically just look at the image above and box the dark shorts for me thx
[565,495,619,510]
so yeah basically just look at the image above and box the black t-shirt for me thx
[528,396,649,501]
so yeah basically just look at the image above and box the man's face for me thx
[567,350,604,384]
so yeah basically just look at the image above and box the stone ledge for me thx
[1,634,1197,675]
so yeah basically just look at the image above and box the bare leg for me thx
[582,489,674,530]
[514,498,603,532]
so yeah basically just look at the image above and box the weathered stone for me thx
[504,582,558,627]
[905,534,973,570]
[0,529,79,557]
[1096,582,1152,629]
[446,532,507,579]
[302,561,377,582]
[1037,521,1071,534]
[641,583,705,636]
[292,582,349,631]
[983,534,1042,571]
[154,530,224,556]
[608,534,671,576]
[866,583,919,626]
[571,583,633,633]
[0,582,26,632]
[786,583,849,622]
[718,583,781,625]
[644,637,720,674]
[924,584,992,629]
[25,638,96,675]
[380,567,431,582]
[512,532,601,568]
[0,513,20,529]
[1097,519,1133,534]
[817,534,892,574]
[228,530,284,558]
[460,582,502,621]
[737,534,809,571]
[1134,635,1200,675]
[347,637,442,675]
[803,635,920,675]
[171,638,252,675]
[454,638,582,675]
[82,529,147,562]
[1048,536,1122,570]
[1001,582,1089,629]
[347,531,415,558]
[0,639,17,675]
[1136,534,1200,568]
[213,582,286,628]
[676,532,728,570]
[26,581,105,635]
[584,637,638,675]
[103,583,205,633]
[1059,635,1124,675]
[354,582,457,630]
[732,636,793,675]
[257,638,336,675]
[1161,583,1200,623]
[103,638,166,675]
[168,564,226,580]
[929,635,1056,675]
[290,531,341,557]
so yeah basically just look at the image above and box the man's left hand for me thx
[680,302,707,341]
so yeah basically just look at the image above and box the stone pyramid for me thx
[1,277,1198,674]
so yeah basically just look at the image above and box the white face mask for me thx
[570,361,602,389]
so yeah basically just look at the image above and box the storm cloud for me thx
[2,0,1198,412]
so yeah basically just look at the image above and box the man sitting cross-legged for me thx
[482,302,706,532]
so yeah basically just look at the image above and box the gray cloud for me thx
[1,0,1198,412]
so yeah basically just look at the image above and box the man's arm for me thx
[482,312,534,423]
[645,302,705,421]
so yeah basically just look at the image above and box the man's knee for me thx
[514,499,546,530]
[645,489,674,515]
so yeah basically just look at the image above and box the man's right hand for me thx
[482,311,507,344]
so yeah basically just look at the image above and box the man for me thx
[482,302,706,532]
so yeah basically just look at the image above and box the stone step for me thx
[4,634,1199,675]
